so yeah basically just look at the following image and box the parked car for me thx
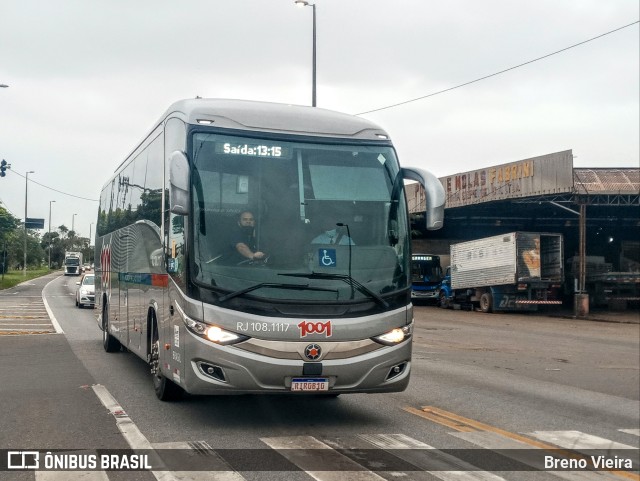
[75,274,95,308]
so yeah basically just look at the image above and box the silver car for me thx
[76,274,95,308]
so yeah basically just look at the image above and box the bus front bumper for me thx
[174,335,412,395]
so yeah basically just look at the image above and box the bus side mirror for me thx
[169,151,190,215]
[402,167,445,230]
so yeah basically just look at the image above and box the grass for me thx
[0,268,56,290]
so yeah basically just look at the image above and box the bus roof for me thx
[109,98,394,180]
[162,98,391,141]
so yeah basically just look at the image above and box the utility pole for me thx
[23,171,35,276]
[49,200,56,269]
[294,0,317,107]
[89,222,94,265]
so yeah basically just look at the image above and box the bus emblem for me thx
[304,344,322,361]
[298,320,332,338]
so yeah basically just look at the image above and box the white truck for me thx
[64,251,83,276]
[439,232,564,312]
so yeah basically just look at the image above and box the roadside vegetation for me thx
[0,268,56,290]
[1,205,92,287]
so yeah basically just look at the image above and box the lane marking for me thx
[529,431,637,450]
[0,275,62,335]
[152,441,246,481]
[0,308,50,312]
[405,406,640,480]
[35,466,109,481]
[403,406,477,432]
[261,435,386,481]
[92,384,176,481]
[452,431,610,481]
[357,433,432,449]
[43,275,64,333]
[0,323,55,326]
[355,433,506,480]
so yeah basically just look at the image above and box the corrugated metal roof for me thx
[574,168,640,194]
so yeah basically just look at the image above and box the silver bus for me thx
[95,99,445,400]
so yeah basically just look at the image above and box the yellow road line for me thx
[404,406,640,481]
[403,407,477,432]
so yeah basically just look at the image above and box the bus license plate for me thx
[291,378,329,392]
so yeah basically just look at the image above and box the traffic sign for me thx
[25,218,45,229]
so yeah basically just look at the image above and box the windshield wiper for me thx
[217,283,338,304]
[279,273,389,309]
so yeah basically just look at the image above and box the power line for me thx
[0,197,19,218]
[9,169,99,202]
[356,20,639,116]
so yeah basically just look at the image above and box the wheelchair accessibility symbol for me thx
[319,249,337,267]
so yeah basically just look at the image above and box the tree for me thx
[0,207,20,240]
[25,230,45,268]
[0,207,21,271]
[41,231,62,268]
[39,226,92,268]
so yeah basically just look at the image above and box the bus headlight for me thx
[183,316,249,345]
[372,323,413,346]
[205,325,245,344]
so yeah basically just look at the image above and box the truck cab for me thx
[64,252,83,276]
[438,266,453,308]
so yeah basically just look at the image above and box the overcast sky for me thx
[1,0,638,240]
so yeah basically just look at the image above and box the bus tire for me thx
[480,292,493,313]
[102,302,121,352]
[439,291,449,309]
[151,316,183,402]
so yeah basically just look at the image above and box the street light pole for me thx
[49,200,56,269]
[71,213,77,250]
[23,170,35,276]
[294,0,317,107]
[89,222,94,265]
[0,201,5,281]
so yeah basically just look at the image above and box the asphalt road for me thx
[0,272,638,481]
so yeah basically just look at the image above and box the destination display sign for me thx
[216,141,292,159]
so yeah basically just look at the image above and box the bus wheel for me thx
[439,291,449,309]
[480,292,493,313]
[150,318,183,401]
[102,302,121,352]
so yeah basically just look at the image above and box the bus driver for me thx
[232,211,267,262]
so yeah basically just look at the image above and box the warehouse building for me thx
[407,150,640,310]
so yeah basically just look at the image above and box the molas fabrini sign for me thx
[441,150,574,208]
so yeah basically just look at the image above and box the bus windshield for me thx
[190,132,410,304]
[411,256,442,285]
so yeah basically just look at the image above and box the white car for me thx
[75,274,95,308]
